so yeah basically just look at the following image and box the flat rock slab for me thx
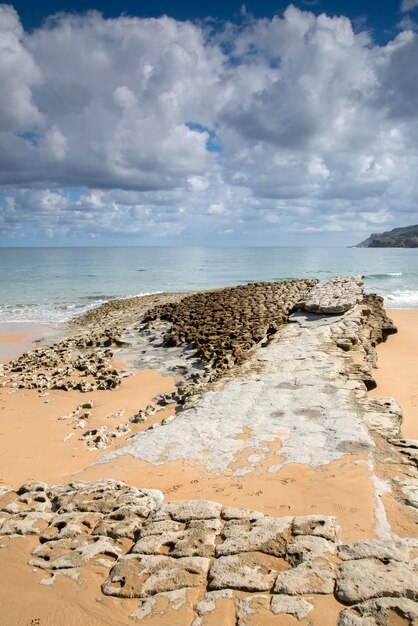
[216,516,292,557]
[0,512,52,536]
[49,480,162,516]
[102,305,373,474]
[30,536,122,569]
[303,276,364,314]
[208,552,287,592]
[102,554,210,598]
[271,594,314,620]
[152,500,223,522]
[338,597,418,626]
[336,558,418,604]
[40,512,103,542]
[338,539,411,563]
[4,479,418,625]
[274,559,337,595]
[132,519,222,558]
[286,535,337,566]
[292,515,340,542]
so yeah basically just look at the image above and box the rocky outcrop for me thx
[1,480,418,624]
[329,292,397,389]
[142,279,318,372]
[105,293,392,475]
[0,339,122,392]
[301,275,364,314]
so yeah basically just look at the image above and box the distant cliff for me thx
[355,225,418,248]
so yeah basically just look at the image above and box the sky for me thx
[1,1,418,246]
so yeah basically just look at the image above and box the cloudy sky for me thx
[1,1,418,246]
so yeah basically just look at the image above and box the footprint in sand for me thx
[30,620,40,626]
[166,484,182,493]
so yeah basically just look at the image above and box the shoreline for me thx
[1,283,418,626]
[0,321,62,361]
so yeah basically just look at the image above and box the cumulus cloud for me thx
[401,0,418,12]
[0,5,43,131]
[1,4,418,243]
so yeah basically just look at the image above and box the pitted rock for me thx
[336,558,418,604]
[92,514,144,541]
[17,481,48,495]
[338,540,411,563]
[0,512,52,536]
[338,597,418,626]
[221,507,264,521]
[192,590,237,626]
[102,553,210,598]
[152,500,222,522]
[286,534,337,566]
[208,552,286,592]
[292,515,340,542]
[50,480,162,516]
[130,588,190,622]
[216,516,292,557]
[140,519,184,537]
[40,512,103,542]
[271,594,314,620]
[274,559,337,595]
[3,491,51,515]
[303,276,364,314]
[29,536,122,569]
[133,518,222,558]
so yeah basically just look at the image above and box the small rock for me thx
[271,594,314,620]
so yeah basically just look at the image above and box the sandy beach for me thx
[1,282,418,626]
[370,310,418,439]
[0,322,61,362]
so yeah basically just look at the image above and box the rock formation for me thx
[1,480,417,625]
[2,275,417,626]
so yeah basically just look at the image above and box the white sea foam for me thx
[0,292,161,324]
[384,290,418,309]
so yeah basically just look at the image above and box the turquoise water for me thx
[0,247,417,322]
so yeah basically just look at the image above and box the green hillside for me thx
[355,224,418,248]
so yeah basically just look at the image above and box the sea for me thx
[0,246,417,324]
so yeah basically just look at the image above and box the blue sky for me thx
[8,0,409,42]
[1,1,418,246]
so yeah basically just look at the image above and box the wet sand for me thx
[370,309,418,439]
[0,322,60,361]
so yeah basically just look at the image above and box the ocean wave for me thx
[0,292,161,324]
[367,272,403,279]
[384,290,418,308]
[79,294,120,301]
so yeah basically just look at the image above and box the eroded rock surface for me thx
[302,275,364,314]
[2,481,418,624]
[141,279,318,373]
[3,278,417,626]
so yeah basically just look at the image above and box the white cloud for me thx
[0,4,418,243]
[0,5,43,131]
[401,0,418,12]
